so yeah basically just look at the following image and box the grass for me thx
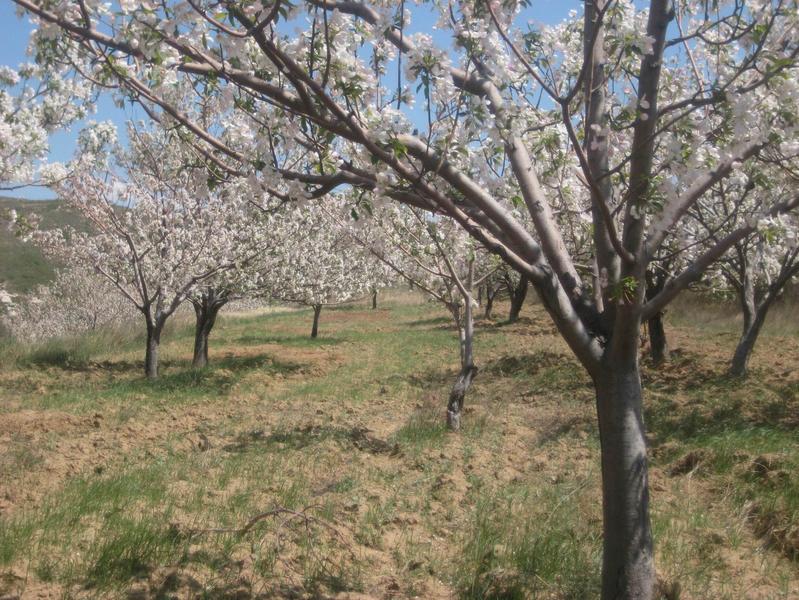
[0,292,797,598]
[455,482,601,600]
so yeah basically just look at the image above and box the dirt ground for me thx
[0,297,797,599]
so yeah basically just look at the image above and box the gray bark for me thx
[739,263,756,333]
[729,251,799,377]
[595,359,654,599]
[371,288,378,309]
[590,3,672,591]
[729,307,768,377]
[144,319,162,380]
[447,261,477,431]
[585,0,620,313]
[507,275,528,322]
[484,286,496,320]
[446,363,477,432]
[645,268,669,365]
[647,312,668,365]
[192,290,226,368]
[311,304,322,338]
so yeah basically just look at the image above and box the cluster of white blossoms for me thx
[0,63,93,186]
[1,267,137,342]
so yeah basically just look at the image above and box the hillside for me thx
[0,197,86,294]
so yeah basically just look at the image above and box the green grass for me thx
[0,296,797,598]
[455,481,601,599]
[393,400,449,449]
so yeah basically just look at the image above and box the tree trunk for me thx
[645,267,669,366]
[594,361,654,600]
[729,263,761,377]
[371,288,378,310]
[729,255,799,377]
[508,276,528,322]
[647,311,668,365]
[446,363,477,431]
[447,261,477,431]
[311,304,322,338]
[484,292,494,320]
[592,255,605,314]
[739,265,756,333]
[192,301,222,368]
[144,320,161,380]
[729,295,774,377]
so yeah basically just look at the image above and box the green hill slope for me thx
[0,197,86,294]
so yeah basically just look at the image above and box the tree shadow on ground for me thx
[235,334,343,347]
[483,350,572,377]
[100,353,304,400]
[483,351,591,398]
[643,350,799,444]
[404,316,453,328]
[222,424,399,456]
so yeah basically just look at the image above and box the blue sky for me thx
[0,3,147,199]
[0,1,574,199]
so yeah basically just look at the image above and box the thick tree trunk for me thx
[647,311,668,365]
[311,304,322,338]
[193,321,209,368]
[144,320,161,380]
[508,276,528,322]
[730,263,761,377]
[371,288,378,310]
[594,362,654,600]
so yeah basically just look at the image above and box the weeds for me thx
[0,297,797,598]
[455,482,601,599]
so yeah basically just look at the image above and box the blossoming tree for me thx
[266,201,390,338]
[328,197,497,429]
[35,127,267,378]
[689,167,799,376]
[15,0,799,596]
[1,265,136,342]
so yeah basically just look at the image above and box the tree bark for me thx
[729,284,779,377]
[311,304,322,338]
[371,288,378,309]
[508,276,529,322]
[484,291,494,320]
[594,361,654,600]
[446,363,477,431]
[729,252,799,377]
[192,300,223,368]
[647,311,668,365]
[447,261,477,431]
[144,319,161,380]
[192,317,210,369]
[645,267,669,365]
[739,264,756,333]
